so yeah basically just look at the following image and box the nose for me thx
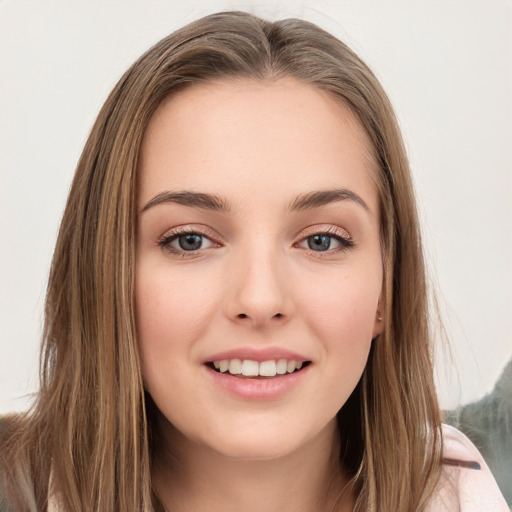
[223,245,292,328]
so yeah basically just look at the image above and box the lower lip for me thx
[204,364,310,400]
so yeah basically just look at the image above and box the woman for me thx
[0,11,507,512]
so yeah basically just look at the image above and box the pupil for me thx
[308,234,331,251]
[179,234,202,251]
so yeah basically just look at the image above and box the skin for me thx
[136,78,384,512]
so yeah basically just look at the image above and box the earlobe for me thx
[372,294,385,338]
[372,311,383,339]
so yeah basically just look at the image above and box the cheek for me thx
[296,267,380,399]
[135,264,219,381]
[301,272,380,342]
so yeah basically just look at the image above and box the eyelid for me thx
[157,224,220,242]
[155,223,353,256]
[294,224,354,253]
[157,224,222,254]
[298,224,351,240]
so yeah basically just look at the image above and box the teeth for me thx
[229,359,242,375]
[276,359,287,374]
[241,360,259,376]
[211,358,307,377]
[259,360,277,377]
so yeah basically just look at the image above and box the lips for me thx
[203,348,311,399]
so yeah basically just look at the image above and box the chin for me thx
[206,433,304,461]
[196,415,335,462]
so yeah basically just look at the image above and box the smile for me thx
[204,359,312,400]
[209,359,310,378]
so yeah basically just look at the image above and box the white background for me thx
[1,0,511,413]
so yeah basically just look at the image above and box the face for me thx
[136,79,384,461]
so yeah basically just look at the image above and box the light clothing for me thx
[444,359,512,504]
[427,424,509,511]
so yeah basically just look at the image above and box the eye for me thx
[306,234,333,251]
[175,233,204,251]
[157,229,218,255]
[297,228,354,253]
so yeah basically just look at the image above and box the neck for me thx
[152,415,354,512]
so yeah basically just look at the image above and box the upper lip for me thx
[203,347,310,364]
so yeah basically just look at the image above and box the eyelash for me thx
[295,226,354,255]
[157,226,220,256]
[157,226,354,257]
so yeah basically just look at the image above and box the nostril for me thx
[234,312,283,320]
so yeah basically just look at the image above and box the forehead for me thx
[138,78,378,211]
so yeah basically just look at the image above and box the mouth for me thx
[205,359,312,378]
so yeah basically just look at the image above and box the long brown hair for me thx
[0,11,442,511]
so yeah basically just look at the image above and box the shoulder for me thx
[0,416,15,512]
[0,415,33,512]
[427,424,509,511]
[442,423,485,468]
[0,418,10,511]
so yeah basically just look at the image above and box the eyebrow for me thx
[141,188,370,214]
[288,189,370,213]
[141,191,231,213]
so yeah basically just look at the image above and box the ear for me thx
[372,293,385,339]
